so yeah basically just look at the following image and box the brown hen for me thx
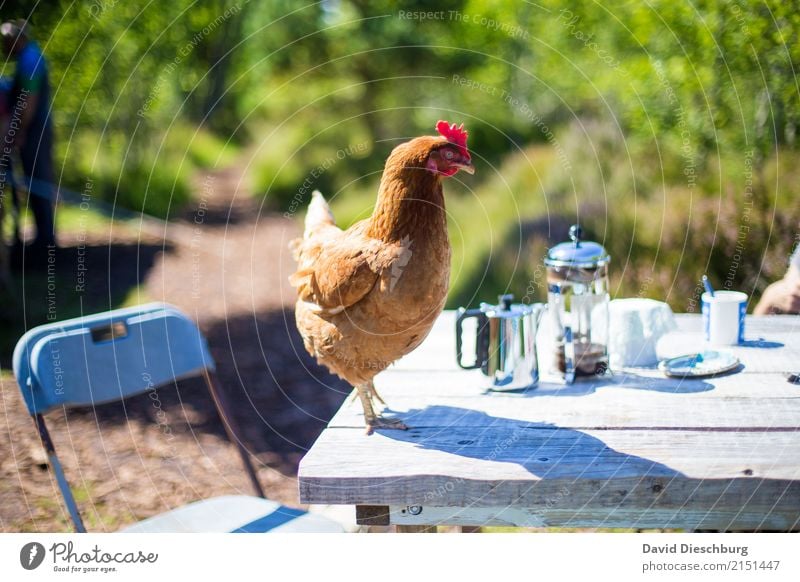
[289,121,474,433]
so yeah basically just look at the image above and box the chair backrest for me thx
[14,303,215,414]
[12,304,264,532]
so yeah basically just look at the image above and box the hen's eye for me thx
[443,149,454,160]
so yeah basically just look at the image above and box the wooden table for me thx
[298,312,800,531]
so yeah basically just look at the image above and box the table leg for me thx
[396,525,437,533]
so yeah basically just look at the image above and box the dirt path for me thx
[0,163,349,532]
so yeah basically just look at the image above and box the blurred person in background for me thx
[754,245,800,315]
[0,77,10,284]
[1,19,55,266]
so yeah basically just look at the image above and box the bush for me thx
[58,122,239,219]
[249,118,375,211]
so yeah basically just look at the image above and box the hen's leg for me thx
[367,381,386,406]
[355,383,407,435]
[346,380,378,405]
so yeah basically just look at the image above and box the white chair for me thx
[13,303,343,533]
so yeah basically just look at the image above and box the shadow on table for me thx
[380,405,682,479]
[739,339,784,349]
[486,371,715,397]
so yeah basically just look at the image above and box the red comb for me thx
[436,120,470,159]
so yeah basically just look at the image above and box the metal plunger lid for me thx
[544,225,610,269]
[480,294,533,318]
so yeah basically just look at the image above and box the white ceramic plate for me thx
[658,351,741,378]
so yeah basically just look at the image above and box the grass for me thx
[8,478,130,533]
[247,117,376,209]
[443,145,556,307]
[172,124,241,169]
[119,284,152,308]
[56,123,240,220]
[9,203,143,241]
[54,204,114,231]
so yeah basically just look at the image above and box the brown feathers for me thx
[289,133,458,386]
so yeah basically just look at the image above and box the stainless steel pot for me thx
[456,294,546,391]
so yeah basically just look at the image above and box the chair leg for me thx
[34,414,86,532]
[202,369,265,498]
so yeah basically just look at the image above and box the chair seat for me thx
[119,495,344,533]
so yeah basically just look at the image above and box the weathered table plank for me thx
[387,505,799,531]
[298,312,800,530]
[329,393,800,429]
[300,427,800,485]
[329,364,800,428]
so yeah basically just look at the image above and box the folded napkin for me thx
[609,298,676,368]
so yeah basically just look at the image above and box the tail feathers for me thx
[304,190,335,238]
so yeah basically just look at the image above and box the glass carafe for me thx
[545,225,610,383]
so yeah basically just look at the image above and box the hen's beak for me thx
[455,160,475,175]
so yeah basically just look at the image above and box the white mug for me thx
[701,291,747,345]
[609,298,676,367]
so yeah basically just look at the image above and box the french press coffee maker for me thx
[545,225,611,383]
[456,295,545,391]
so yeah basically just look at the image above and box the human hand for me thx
[754,274,800,315]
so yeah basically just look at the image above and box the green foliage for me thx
[62,129,191,218]
[2,0,797,306]
[1,0,247,217]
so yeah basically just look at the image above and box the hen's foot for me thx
[365,415,409,435]
[356,382,408,434]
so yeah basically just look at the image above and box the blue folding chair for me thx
[13,303,343,533]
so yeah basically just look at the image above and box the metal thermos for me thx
[456,294,546,391]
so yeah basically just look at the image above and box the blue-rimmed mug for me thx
[701,291,747,345]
